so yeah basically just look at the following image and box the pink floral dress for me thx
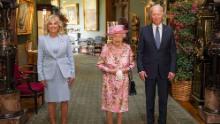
[97,43,135,113]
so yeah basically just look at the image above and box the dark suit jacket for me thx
[137,24,176,79]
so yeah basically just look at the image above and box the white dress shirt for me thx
[152,23,163,43]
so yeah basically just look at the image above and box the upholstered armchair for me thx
[14,64,44,114]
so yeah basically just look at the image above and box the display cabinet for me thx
[191,9,215,105]
[194,0,220,123]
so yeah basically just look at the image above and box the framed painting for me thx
[17,0,34,35]
[83,0,99,31]
[63,3,79,25]
[51,0,60,8]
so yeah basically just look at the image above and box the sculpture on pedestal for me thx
[0,0,17,93]
[0,0,25,120]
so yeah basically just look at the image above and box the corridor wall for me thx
[61,0,106,39]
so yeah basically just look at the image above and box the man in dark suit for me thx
[137,4,176,124]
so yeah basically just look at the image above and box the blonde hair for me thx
[45,14,64,34]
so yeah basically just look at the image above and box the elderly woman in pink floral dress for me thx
[97,25,135,124]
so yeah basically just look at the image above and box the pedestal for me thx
[191,61,207,106]
[199,106,220,123]
[204,88,220,112]
[198,88,220,123]
[0,91,27,124]
[0,110,28,124]
[0,91,21,115]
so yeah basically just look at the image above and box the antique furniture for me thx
[94,43,102,56]
[191,1,215,105]
[94,36,105,56]
[0,0,27,123]
[78,39,88,54]
[14,64,44,114]
[194,0,220,123]
[78,36,104,55]
[87,38,95,55]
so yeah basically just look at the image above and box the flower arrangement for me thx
[168,1,198,81]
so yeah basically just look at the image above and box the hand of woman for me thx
[40,80,47,87]
[67,77,75,86]
[122,68,130,73]
[110,68,128,74]
[109,68,117,74]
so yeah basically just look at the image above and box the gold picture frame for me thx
[63,3,79,25]
[17,0,34,35]
[51,0,60,7]
[83,0,99,31]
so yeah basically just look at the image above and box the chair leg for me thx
[34,93,38,114]
[42,93,44,105]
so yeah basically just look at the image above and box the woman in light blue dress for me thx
[37,15,75,124]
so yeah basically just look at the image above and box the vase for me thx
[171,80,192,101]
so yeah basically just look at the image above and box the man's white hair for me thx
[149,4,164,17]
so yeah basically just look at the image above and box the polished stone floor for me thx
[27,54,197,124]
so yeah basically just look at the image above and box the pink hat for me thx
[107,25,128,35]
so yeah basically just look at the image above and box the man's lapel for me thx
[148,25,157,49]
[160,24,167,49]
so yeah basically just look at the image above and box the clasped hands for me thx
[138,71,175,81]
[110,68,129,81]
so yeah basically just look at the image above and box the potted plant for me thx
[168,1,197,101]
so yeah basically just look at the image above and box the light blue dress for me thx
[45,37,70,102]
[37,35,75,103]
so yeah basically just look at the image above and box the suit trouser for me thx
[145,75,169,124]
